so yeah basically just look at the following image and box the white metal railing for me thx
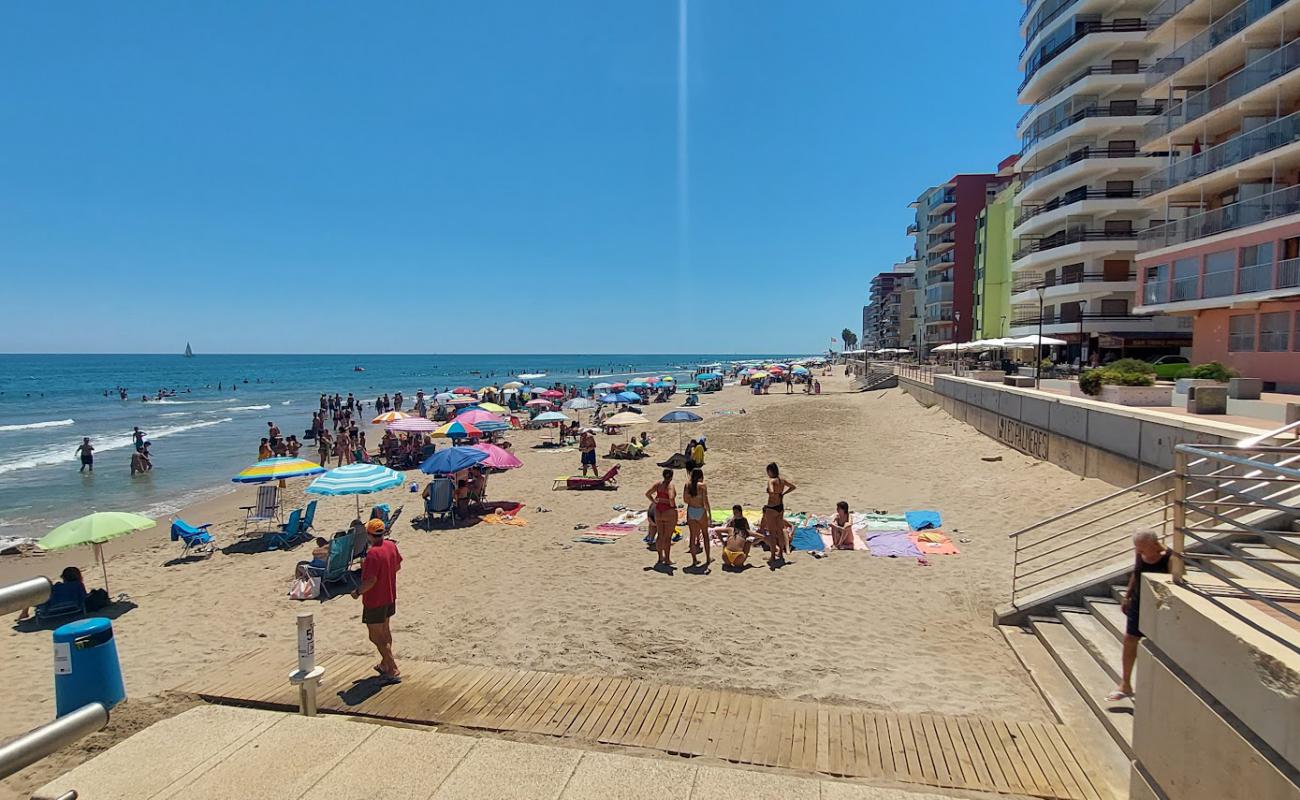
[1008,419,1300,608]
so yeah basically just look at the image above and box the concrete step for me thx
[1110,584,1128,605]
[999,625,1130,800]
[1060,609,1124,685]
[1258,530,1300,562]
[1030,617,1134,758]
[1229,542,1300,583]
[1085,598,1127,643]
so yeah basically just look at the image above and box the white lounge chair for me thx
[240,485,281,534]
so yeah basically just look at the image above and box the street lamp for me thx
[1035,285,1046,389]
[953,310,962,376]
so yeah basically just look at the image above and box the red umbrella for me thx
[541,389,564,399]
[644,377,660,384]
[525,399,555,409]
[452,387,474,395]
[610,382,627,390]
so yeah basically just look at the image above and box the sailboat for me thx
[184,342,194,358]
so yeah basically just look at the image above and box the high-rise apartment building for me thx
[1013,0,1191,363]
[865,261,917,352]
[909,174,1010,352]
[1134,0,1300,390]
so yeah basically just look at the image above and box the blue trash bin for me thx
[53,618,125,717]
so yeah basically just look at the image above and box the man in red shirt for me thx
[353,518,402,680]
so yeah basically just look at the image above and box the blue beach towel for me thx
[905,510,942,531]
[790,526,824,552]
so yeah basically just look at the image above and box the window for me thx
[1144,263,1170,304]
[1259,312,1290,352]
[1202,250,1235,297]
[1108,99,1137,116]
[1105,180,1133,197]
[1238,242,1274,292]
[1110,59,1139,74]
[1172,257,1199,301]
[1295,312,1300,352]
[1100,298,1128,315]
[1228,314,1255,352]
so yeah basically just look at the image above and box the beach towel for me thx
[482,501,524,518]
[820,529,869,551]
[865,531,923,558]
[709,508,761,525]
[480,513,527,527]
[858,513,908,532]
[574,534,623,544]
[905,510,942,531]
[790,526,824,552]
[908,530,960,556]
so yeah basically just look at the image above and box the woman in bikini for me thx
[683,469,712,568]
[760,462,796,564]
[722,505,753,570]
[645,468,677,567]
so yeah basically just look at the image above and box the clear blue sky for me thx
[0,1,1021,354]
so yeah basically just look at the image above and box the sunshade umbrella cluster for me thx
[38,512,156,593]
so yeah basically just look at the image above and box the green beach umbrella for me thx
[38,512,157,593]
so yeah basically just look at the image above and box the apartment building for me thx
[1134,0,1300,390]
[865,261,917,352]
[909,174,1009,353]
[1013,0,1192,363]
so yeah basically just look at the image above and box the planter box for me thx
[1098,384,1174,407]
[968,370,1006,383]
[1228,377,1263,400]
[1174,378,1225,394]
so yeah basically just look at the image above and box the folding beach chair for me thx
[266,508,306,550]
[306,532,361,598]
[170,518,215,557]
[301,499,318,534]
[423,478,456,528]
[553,465,620,491]
[240,485,281,534]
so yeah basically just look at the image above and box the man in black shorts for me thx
[76,438,94,472]
[1109,529,1170,702]
[352,519,402,680]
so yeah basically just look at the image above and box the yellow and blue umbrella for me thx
[232,457,326,484]
[434,419,483,439]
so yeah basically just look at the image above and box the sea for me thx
[0,353,799,539]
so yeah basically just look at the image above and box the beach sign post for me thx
[289,612,325,717]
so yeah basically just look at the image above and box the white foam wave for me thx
[0,419,74,432]
[280,400,293,405]
[160,411,189,417]
[229,404,271,412]
[0,417,233,476]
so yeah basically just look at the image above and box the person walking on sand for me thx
[76,437,94,473]
[352,519,402,681]
[578,428,597,476]
[646,468,677,568]
[683,469,712,568]
[759,462,796,565]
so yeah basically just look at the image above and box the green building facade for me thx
[973,182,1016,340]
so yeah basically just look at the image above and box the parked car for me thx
[1151,355,1190,379]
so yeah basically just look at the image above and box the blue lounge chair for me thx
[423,478,456,528]
[301,500,318,533]
[170,518,215,557]
[307,532,361,598]
[266,508,305,550]
[35,581,87,623]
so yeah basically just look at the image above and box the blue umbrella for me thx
[615,391,642,403]
[598,393,623,404]
[658,410,703,448]
[471,420,510,432]
[420,446,489,475]
[626,381,650,389]
[307,462,404,518]
[696,372,722,380]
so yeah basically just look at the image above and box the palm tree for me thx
[840,328,858,350]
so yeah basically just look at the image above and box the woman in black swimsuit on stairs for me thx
[760,462,796,564]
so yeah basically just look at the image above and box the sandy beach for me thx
[0,369,1116,797]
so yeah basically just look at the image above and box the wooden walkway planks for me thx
[176,650,1106,800]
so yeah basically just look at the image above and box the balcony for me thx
[1012,270,1137,294]
[1146,110,1300,197]
[907,223,919,236]
[1013,229,1139,261]
[1020,0,1081,57]
[1148,0,1199,31]
[1021,102,1165,157]
[927,253,956,271]
[930,213,956,233]
[1020,145,1168,191]
[1009,311,1141,327]
[1021,20,1151,95]
[1143,256,1300,306]
[1139,182,1300,252]
[1143,37,1300,146]
[925,282,955,304]
[930,194,957,214]
[1146,0,1291,88]
[1014,187,1145,228]
[927,234,957,254]
[1017,64,1148,131]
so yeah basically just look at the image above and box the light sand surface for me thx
[1,369,1115,795]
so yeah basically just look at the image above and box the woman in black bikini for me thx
[760,462,796,564]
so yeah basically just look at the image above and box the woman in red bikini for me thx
[645,468,677,567]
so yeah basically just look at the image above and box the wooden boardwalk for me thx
[175,649,1106,800]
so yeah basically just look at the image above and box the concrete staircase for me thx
[850,366,898,392]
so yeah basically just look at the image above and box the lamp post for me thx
[1035,285,1046,389]
[953,310,962,376]
[1078,299,1087,370]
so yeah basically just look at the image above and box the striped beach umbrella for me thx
[306,463,404,518]
[387,417,438,433]
[232,457,326,484]
[372,411,411,424]
[434,419,483,439]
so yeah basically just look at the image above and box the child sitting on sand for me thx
[721,505,754,569]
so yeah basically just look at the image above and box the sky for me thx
[0,1,1022,354]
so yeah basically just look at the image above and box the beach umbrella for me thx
[435,392,456,401]
[1008,334,1068,347]
[525,386,545,394]
[387,416,438,433]
[452,387,474,395]
[231,456,327,484]
[610,382,627,390]
[477,401,508,414]
[603,411,647,426]
[658,410,703,449]
[434,419,483,440]
[644,377,660,385]
[593,382,612,390]
[563,397,597,410]
[306,462,404,519]
[525,399,556,409]
[420,446,489,476]
[38,512,156,593]
[696,372,722,380]
[447,397,477,405]
[626,381,650,389]
[614,391,642,403]
[371,411,411,424]
[792,366,809,375]
[661,376,675,382]
[598,393,623,404]
[532,411,570,424]
[677,383,699,390]
[455,409,507,427]
[541,389,565,399]
[471,442,522,470]
[479,386,498,394]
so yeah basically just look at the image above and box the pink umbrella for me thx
[644,377,660,384]
[610,382,627,390]
[455,409,507,426]
[452,387,474,395]
[525,399,555,409]
[387,417,438,433]
[541,389,564,399]
[471,442,522,470]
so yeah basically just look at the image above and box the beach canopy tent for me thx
[371,411,411,424]
[471,442,522,470]
[38,512,156,593]
[306,463,404,519]
[420,446,489,475]
[387,416,439,433]
[231,456,326,484]
[604,411,647,426]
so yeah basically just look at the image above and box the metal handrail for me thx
[0,576,52,615]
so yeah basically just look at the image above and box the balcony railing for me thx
[1020,145,1166,189]
[1148,0,1199,30]
[1021,103,1164,155]
[925,283,955,304]
[1020,0,1082,58]
[1009,311,1141,327]
[930,195,956,210]
[1013,229,1138,261]
[1014,187,1144,227]
[1146,0,1290,87]
[1017,63,1148,129]
[928,234,957,249]
[1012,271,1136,294]
[1237,262,1274,293]
[1139,183,1300,251]
[1144,37,1300,145]
[1147,258,1300,306]
[1147,110,1300,196]
[1281,257,1300,288]
[906,223,919,235]
[927,254,956,269]
[1021,20,1150,93]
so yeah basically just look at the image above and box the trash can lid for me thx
[53,617,111,642]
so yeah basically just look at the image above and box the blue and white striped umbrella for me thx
[307,463,403,496]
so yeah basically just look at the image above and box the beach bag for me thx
[85,588,110,611]
[289,574,320,601]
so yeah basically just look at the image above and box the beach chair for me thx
[301,500,318,533]
[35,582,87,623]
[308,533,361,598]
[423,478,456,527]
[266,509,306,550]
[553,465,620,491]
[370,503,403,531]
[170,518,215,557]
[240,485,281,534]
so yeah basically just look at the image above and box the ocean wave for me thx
[280,400,293,405]
[160,411,189,417]
[0,418,74,432]
[229,404,271,412]
[0,417,233,476]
